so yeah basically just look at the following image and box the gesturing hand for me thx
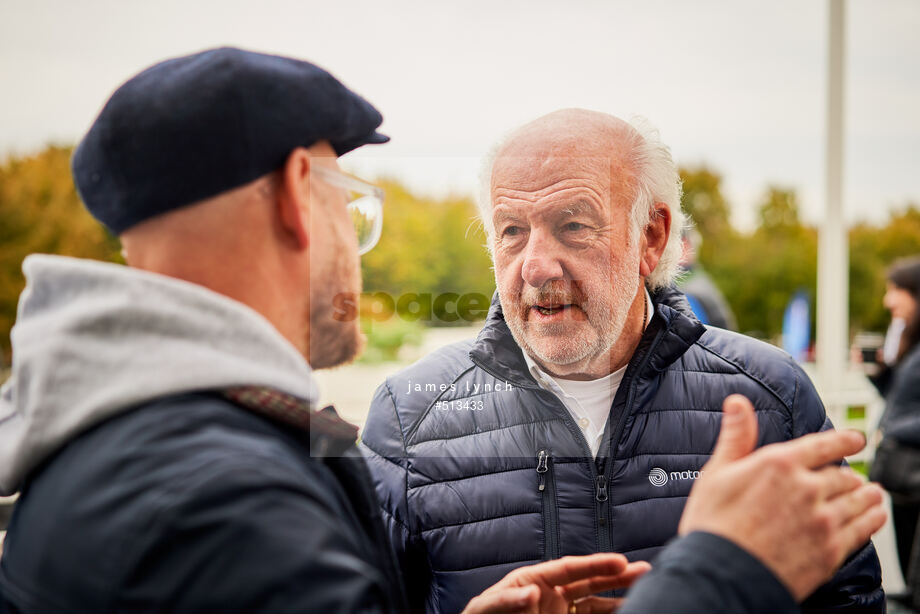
[461,553,651,614]
[679,394,886,601]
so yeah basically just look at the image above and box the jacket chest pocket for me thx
[537,450,560,560]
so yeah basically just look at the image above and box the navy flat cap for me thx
[72,47,389,234]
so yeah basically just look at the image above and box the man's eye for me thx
[563,222,587,232]
[502,226,522,237]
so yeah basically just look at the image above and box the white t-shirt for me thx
[522,290,653,457]
[883,318,907,366]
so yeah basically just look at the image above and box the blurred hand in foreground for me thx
[461,553,651,614]
[679,394,887,601]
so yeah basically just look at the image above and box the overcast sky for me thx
[1,0,917,229]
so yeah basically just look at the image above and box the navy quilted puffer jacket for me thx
[361,289,884,614]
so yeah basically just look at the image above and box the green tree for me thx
[849,205,920,334]
[357,179,494,326]
[758,188,802,232]
[0,146,121,362]
[705,187,817,340]
[679,167,733,248]
[678,167,739,302]
[3,145,917,364]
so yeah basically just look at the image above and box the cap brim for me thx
[365,131,389,144]
[333,131,391,156]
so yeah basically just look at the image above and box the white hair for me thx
[477,114,686,291]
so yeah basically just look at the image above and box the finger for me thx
[571,596,625,613]
[510,553,628,588]
[812,465,865,501]
[769,429,866,469]
[837,504,888,563]
[460,584,538,614]
[707,394,758,469]
[826,483,885,528]
[557,561,652,601]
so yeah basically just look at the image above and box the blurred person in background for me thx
[864,256,920,605]
[676,227,737,330]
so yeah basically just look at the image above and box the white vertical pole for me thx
[817,0,848,410]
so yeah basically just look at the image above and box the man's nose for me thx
[521,232,564,288]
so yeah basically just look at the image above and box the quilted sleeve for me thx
[620,531,799,614]
[360,381,431,614]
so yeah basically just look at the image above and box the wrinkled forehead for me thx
[490,152,636,212]
[492,122,636,191]
[492,153,609,188]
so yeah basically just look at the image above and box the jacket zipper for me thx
[537,450,560,560]
[595,473,608,502]
[470,301,678,557]
[528,388,605,551]
[471,348,629,554]
[596,317,670,553]
[595,458,609,550]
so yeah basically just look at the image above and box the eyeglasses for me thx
[312,165,384,255]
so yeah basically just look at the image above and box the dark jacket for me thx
[618,532,800,614]
[0,393,408,613]
[0,396,807,614]
[361,289,884,614]
[875,345,920,447]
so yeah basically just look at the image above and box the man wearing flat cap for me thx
[0,45,651,614]
[0,46,411,613]
[0,47,887,614]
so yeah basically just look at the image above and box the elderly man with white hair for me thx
[361,109,884,613]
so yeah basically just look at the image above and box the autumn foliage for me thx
[1,147,919,363]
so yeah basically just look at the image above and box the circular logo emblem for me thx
[648,468,668,487]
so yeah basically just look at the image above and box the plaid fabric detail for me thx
[222,386,358,455]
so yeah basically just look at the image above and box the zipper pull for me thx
[595,475,608,502]
[537,450,549,492]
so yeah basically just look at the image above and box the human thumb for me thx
[707,394,758,468]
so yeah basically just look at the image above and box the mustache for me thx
[520,282,587,307]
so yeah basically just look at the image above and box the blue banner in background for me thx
[782,290,811,362]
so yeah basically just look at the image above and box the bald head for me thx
[480,108,685,291]
[492,109,643,222]
[496,108,640,160]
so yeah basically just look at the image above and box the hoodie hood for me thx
[0,254,321,495]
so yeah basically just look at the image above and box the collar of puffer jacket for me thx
[469,286,706,388]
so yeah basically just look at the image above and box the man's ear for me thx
[277,147,312,250]
[639,203,671,278]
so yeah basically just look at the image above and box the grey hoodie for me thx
[0,254,321,495]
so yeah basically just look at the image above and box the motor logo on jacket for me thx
[648,468,705,487]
